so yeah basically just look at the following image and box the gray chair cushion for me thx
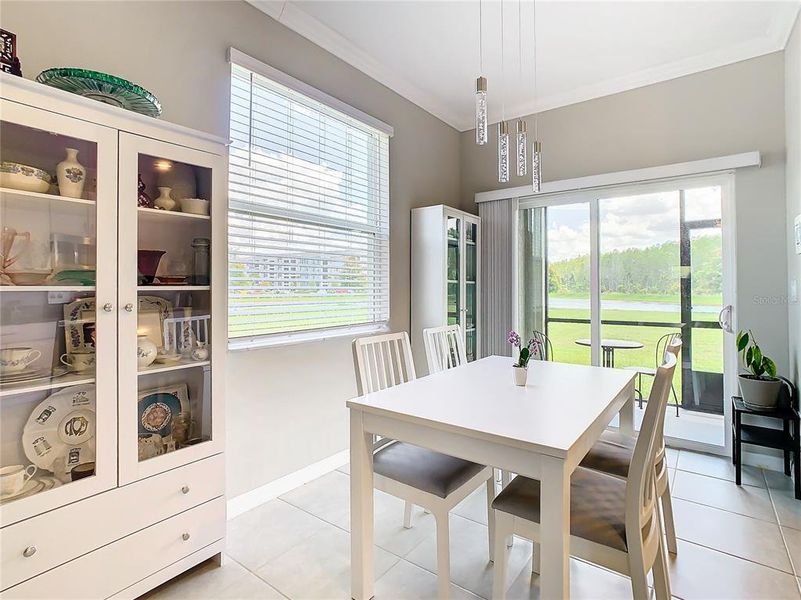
[373,442,486,498]
[580,430,636,479]
[492,467,628,551]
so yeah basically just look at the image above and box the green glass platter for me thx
[35,68,162,118]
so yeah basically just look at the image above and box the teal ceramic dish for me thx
[36,68,162,118]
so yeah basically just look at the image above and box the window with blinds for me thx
[228,61,390,346]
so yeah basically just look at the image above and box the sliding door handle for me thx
[718,305,733,333]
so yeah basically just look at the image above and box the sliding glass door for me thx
[517,176,735,451]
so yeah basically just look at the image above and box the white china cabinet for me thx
[411,205,481,374]
[0,73,227,599]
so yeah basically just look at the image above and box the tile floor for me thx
[143,449,801,600]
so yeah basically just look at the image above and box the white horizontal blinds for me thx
[229,63,390,341]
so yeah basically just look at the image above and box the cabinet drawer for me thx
[2,497,225,600]
[0,454,223,591]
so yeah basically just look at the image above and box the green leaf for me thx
[753,346,762,368]
[745,346,753,367]
[736,331,749,352]
[763,357,777,378]
[519,347,530,366]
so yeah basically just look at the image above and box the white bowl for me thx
[0,162,51,193]
[179,198,209,216]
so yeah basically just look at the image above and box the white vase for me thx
[157,161,197,200]
[57,148,86,199]
[137,335,158,368]
[154,186,177,211]
[513,366,528,386]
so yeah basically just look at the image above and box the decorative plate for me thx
[63,296,173,355]
[0,366,68,386]
[35,68,162,118]
[22,384,96,472]
[137,383,188,437]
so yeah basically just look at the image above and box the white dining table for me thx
[347,355,636,600]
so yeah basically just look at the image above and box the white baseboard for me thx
[227,450,348,520]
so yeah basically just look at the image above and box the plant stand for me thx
[731,392,800,500]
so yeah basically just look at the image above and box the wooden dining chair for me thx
[531,330,554,361]
[352,331,496,599]
[625,332,681,416]
[423,324,467,374]
[581,338,682,555]
[491,353,677,600]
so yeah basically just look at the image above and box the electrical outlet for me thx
[47,291,71,304]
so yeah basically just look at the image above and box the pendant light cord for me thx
[501,0,505,121]
[532,0,538,139]
[479,0,483,73]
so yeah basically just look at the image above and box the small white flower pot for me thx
[513,366,528,387]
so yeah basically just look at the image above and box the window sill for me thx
[227,323,390,351]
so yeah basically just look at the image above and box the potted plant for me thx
[508,330,535,386]
[737,329,781,410]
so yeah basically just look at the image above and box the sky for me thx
[545,186,722,263]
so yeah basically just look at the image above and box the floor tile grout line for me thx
[670,492,779,525]
[675,535,796,577]
[274,496,434,563]
[222,554,292,599]
[763,469,801,586]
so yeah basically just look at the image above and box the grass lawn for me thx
[544,293,724,403]
[229,294,370,336]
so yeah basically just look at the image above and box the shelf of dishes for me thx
[0,187,96,206]
[0,370,95,398]
[138,206,210,221]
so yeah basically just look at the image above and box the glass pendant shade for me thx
[498,121,510,183]
[531,140,542,192]
[516,120,527,177]
[475,77,488,145]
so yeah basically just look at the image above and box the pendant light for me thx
[475,0,488,145]
[531,0,542,192]
[515,0,527,177]
[498,0,509,183]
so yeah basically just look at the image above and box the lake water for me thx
[550,297,720,314]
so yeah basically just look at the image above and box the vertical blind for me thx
[228,62,390,344]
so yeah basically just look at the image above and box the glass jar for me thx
[172,411,191,447]
[191,237,210,285]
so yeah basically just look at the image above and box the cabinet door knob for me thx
[182,532,191,541]
[103,303,113,313]
[23,546,37,558]
[124,303,134,312]
[181,485,190,494]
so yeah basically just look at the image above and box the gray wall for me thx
[460,53,790,377]
[787,15,801,386]
[0,1,462,497]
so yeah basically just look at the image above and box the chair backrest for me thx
[653,338,682,487]
[531,330,554,361]
[655,332,681,367]
[423,324,467,374]
[625,352,677,565]
[352,332,416,395]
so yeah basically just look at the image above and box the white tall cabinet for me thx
[0,74,227,599]
[411,205,481,374]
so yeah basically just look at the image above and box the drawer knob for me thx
[23,546,37,558]
[181,485,190,494]
[182,532,191,541]
[103,303,113,313]
[124,303,134,313]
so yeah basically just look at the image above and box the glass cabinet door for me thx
[0,100,118,525]
[117,133,223,484]
[447,216,461,328]
[464,219,479,362]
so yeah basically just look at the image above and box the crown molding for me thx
[247,0,465,130]
[249,0,801,133]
